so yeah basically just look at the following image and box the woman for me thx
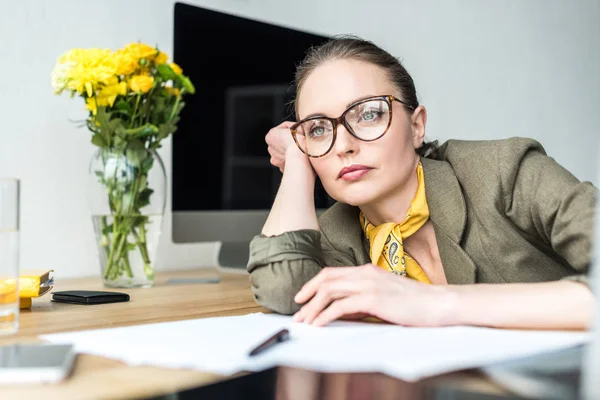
[247,36,597,330]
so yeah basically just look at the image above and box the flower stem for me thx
[122,247,133,278]
[168,94,181,122]
[131,94,141,128]
[133,224,152,279]
[104,229,119,279]
[100,216,110,258]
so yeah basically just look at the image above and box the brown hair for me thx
[293,35,438,158]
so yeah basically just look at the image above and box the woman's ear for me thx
[411,105,427,149]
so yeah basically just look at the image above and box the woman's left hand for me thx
[292,264,456,327]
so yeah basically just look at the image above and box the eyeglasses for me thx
[290,95,415,158]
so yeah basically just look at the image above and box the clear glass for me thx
[0,178,19,334]
[88,149,166,288]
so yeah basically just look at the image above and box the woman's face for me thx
[296,59,426,207]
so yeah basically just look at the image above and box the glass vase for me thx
[88,147,166,288]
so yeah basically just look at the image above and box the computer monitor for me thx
[172,3,333,268]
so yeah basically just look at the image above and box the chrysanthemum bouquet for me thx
[51,43,195,286]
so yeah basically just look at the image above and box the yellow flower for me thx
[129,75,154,93]
[85,95,111,115]
[155,51,168,65]
[124,43,158,61]
[68,64,115,96]
[111,50,138,76]
[53,48,115,96]
[85,78,128,115]
[98,81,128,106]
[169,62,183,75]
[86,97,98,115]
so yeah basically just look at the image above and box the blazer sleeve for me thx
[503,141,598,289]
[247,229,357,315]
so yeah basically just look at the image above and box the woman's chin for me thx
[336,187,379,207]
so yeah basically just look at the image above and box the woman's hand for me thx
[266,121,305,173]
[292,264,457,327]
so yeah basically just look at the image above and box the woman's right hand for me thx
[266,121,305,173]
[261,121,319,236]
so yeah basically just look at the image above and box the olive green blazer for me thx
[247,137,597,314]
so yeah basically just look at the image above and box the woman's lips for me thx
[338,165,372,181]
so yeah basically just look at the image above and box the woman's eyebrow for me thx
[302,112,327,119]
[301,95,379,120]
[345,94,378,108]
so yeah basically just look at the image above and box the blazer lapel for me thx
[421,158,477,284]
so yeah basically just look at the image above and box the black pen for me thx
[248,329,290,356]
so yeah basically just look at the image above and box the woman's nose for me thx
[333,123,359,156]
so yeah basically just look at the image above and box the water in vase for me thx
[92,214,163,288]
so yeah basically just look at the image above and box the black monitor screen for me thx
[173,3,333,212]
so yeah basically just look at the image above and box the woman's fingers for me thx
[311,295,373,327]
[293,278,365,324]
[294,267,359,304]
[294,264,381,304]
[269,156,283,168]
[278,121,296,129]
[266,122,296,170]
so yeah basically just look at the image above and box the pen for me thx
[248,328,290,357]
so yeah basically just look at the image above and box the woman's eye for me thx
[310,126,325,137]
[359,109,381,122]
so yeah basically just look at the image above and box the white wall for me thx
[1,0,599,278]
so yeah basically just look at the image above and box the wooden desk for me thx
[0,269,507,400]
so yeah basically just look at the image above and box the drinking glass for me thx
[0,178,19,334]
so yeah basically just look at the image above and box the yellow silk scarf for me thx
[359,162,432,284]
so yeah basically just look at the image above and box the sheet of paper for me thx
[40,313,590,382]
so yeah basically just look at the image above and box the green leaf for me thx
[139,125,159,137]
[121,192,134,214]
[115,125,126,138]
[124,124,159,138]
[126,242,137,251]
[153,97,166,113]
[115,99,132,115]
[130,215,148,229]
[95,108,112,135]
[156,64,178,81]
[157,123,172,140]
[141,156,154,173]
[126,139,147,168]
[91,133,108,148]
[94,170,105,184]
[112,136,125,151]
[138,175,148,192]
[102,224,114,235]
[179,76,196,94]
[137,188,154,209]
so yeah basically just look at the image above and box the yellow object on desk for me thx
[20,297,32,308]
[19,270,54,309]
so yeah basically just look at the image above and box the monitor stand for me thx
[217,241,251,272]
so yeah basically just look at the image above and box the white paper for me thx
[40,313,590,382]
